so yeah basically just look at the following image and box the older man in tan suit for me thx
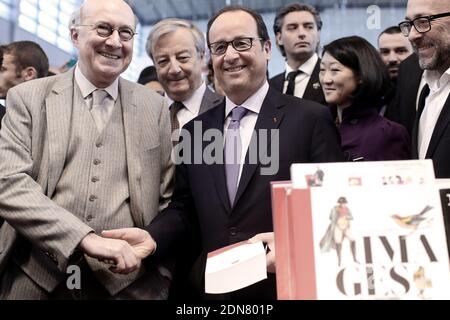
[0,0,173,299]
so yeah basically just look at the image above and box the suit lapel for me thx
[411,116,420,158]
[411,84,430,159]
[302,60,323,102]
[233,88,285,207]
[120,79,144,227]
[199,87,223,115]
[425,93,450,158]
[268,73,285,92]
[45,70,75,197]
[204,103,231,213]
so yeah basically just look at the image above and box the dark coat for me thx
[337,104,411,161]
[0,104,5,130]
[411,91,450,178]
[147,87,344,300]
[384,54,423,136]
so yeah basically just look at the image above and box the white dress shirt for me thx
[283,53,318,98]
[224,81,269,186]
[74,65,118,129]
[166,82,206,129]
[418,67,450,159]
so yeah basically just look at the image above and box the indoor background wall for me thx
[0,1,407,81]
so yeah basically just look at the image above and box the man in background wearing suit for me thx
[146,18,223,298]
[384,53,424,136]
[0,45,5,123]
[378,26,413,81]
[0,41,49,129]
[377,26,414,116]
[103,5,343,300]
[399,0,450,178]
[0,0,173,299]
[269,3,325,104]
[146,18,223,146]
[0,41,49,102]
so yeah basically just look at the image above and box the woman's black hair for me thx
[322,36,391,108]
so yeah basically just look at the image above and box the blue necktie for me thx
[225,106,248,206]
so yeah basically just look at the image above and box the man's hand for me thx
[79,233,141,274]
[101,228,156,260]
[248,232,276,273]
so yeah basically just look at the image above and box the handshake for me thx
[78,228,155,274]
[79,228,276,275]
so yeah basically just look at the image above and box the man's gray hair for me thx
[146,18,205,61]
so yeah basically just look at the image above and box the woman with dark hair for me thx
[319,36,410,161]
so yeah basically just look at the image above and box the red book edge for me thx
[289,188,317,300]
[271,181,295,299]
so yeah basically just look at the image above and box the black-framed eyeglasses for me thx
[398,11,450,37]
[78,23,137,41]
[209,37,263,55]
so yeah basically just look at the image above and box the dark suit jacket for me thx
[0,104,4,226]
[412,92,450,178]
[168,85,222,299]
[269,59,326,105]
[199,86,222,115]
[0,104,5,130]
[385,54,423,136]
[148,87,344,300]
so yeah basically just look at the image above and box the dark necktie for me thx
[224,106,248,206]
[417,84,430,119]
[285,70,302,96]
[170,101,185,146]
[412,84,430,158]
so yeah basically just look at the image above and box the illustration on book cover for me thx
[311,187,449,300]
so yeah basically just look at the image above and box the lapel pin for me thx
[313,82,321,90]
[273,116,278,123]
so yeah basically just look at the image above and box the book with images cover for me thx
[271,160,450,299]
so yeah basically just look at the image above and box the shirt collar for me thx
[285,53,318,78]
[423,66,450,91]
[74,64,119,101]
[166,82,206,114]
[225,81,269,118]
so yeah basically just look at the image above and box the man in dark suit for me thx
[384,53,423,136]
[146,18,222,146]
[377,26,414,116]
[0,41,49,129]
[103,5,343,299]
[378,26,413,81]
[269,3,325,104]
[145,18,223,298]
[399,0,450,178]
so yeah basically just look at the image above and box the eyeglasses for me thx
[77,23,137,41]
[398,11,450,37]
[209,37,263,55]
